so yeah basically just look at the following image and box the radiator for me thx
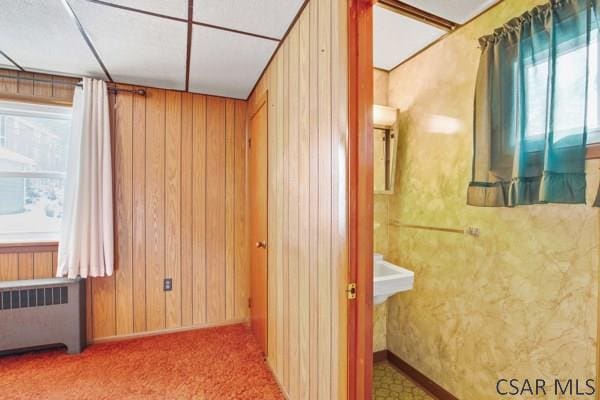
[0,277,86,354]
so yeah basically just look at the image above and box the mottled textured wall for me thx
[384,0,600,399]
[373,68,391,258]
[373,68,390,353]
[373,302,387,352]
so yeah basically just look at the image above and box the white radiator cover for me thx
[0,277,86,354]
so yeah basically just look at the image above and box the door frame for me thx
[347,0,374,399]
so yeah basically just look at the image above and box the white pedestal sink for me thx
[373,254,414,304]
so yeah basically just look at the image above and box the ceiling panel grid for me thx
[0,0,105,78]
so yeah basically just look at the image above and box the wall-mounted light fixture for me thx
[373,104,397,127]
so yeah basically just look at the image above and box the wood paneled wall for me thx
[0,69,249,341]
[247,0,349,398]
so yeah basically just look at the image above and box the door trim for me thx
[348,0,374,399]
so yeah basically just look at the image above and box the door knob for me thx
[256,241,267,249]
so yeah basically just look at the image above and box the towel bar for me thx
[389,220,480,237]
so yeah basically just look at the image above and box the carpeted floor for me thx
[0,324,283,400]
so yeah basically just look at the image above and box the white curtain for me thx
[57,78,113,279]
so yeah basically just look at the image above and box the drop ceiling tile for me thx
[189,25,277,99]
[0,53,19,70]
[90,0,188,20]
[374,5,445,70]
[400,0,500,24]
[69,0,187,90]
[194,0,304,39]
[0,0,105,78]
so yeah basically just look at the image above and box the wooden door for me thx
[249,95,268,354]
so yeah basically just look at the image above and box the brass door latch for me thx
[346,283,357,300]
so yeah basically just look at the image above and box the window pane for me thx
[0,177,64,242]
[525,34,600,143]
[0,101,71,242]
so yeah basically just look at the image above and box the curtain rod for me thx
[0,74,146,96]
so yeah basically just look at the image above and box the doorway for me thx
[249,93,269,355]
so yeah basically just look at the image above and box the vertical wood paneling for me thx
[91,276,116,338]
[308,2,320,397]
[298,8,311,399]
[206,97,226,323]
[0,68,75,103]
[165,90,182,329]
[248,0,348,398]
[18,253,34,279]
[267,52,280,371]
[114,84,134,336]
[317,0,333,396]
[234,100,249,320]
[225,99,235,320]
[0,254,18,280]
[288,23,301,400]
[17,72,33,96]
[181,92,194,327]
[33,73,52,98]
[145,88,166,332]
[132,87,147,333]
[282,39,290,389]
[0,70,18,94]
[33,252,53,278]
[0,69,249,342]
[192,94,207,325]
[52,251,58,277]
[52,76,79,99]
[275,51,286,378]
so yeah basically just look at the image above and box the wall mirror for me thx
[373,104,398,194]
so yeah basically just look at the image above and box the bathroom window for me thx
[0,101,72,243]
[524,32,600,146]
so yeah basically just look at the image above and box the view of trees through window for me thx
[0,101,71,242]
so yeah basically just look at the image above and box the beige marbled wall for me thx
[384,0,600,399]
[373,302,387,352]
[373,68,391,257]
[373,68,391,353]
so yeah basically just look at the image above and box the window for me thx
[0,101,71,243]
[524,32,600,145]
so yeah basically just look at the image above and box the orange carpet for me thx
[0,324,283,400]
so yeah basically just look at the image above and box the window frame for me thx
[0,98,72,250]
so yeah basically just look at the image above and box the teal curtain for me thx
[468,0,599,207]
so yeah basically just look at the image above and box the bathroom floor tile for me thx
[373,361,434,400]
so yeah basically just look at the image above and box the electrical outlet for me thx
[164,278,172,291]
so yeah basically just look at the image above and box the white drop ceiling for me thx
[373,6,445,71]
[0,0,302,99]
[69,0,188,90]
[0,0,105,78]
[0,0,501,97]
[190,26,277,98]
[95,0,189,19]
[0,53,18,71]
[373,0,501,71]
[399,0,499,24]
[193,0,304,40]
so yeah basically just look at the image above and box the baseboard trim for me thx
[89,318,249,344]
[373,350,458,400]
[373,349,388,362]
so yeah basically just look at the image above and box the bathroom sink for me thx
[373,254,414,304]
